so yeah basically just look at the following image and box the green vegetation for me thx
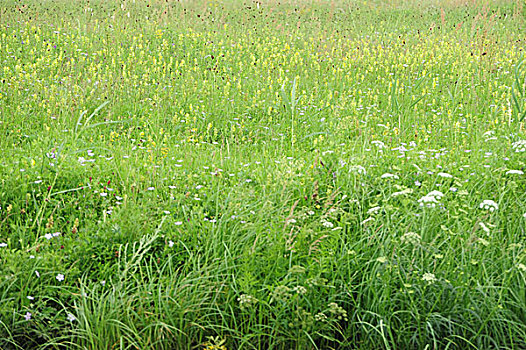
[1,0,525,348]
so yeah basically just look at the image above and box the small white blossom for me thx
[512,140,526,152]
[506,170,524,175]
[349,165,366,175]
[371,140,386,149]
[381,173,399,179]
[392,188,413,197]
[56,274,65,282]
[479,200,498,212]
[437,172,453,178]
[367,206,382,215]
[322,220,334,228]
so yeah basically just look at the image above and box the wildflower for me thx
[437,172,453,178]
[506,170,524,175]
[349,165,366,175]
[56,274,65,282]
[517,263,526,272]
[322,220,334,228]
[479,200,498,212]
[327,302,348,321]
[25,312,32,321]
[238,294,258,308]
[371,140,386,149]
[401,232,421,245]
[381,173,399,179]
[512,140,526,152]
[427,190,444,200]
[422,272,437,283]
[293,286,307,294]
[392,188,413,197]
[418,195,438,208]
[367,207,382,215]
[168,240,174,247]
[0,243,7,248]
[35,270,40,278]
[67,313,76,322]
[314,312,328,322]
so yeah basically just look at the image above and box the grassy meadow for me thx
[1,0,526,348]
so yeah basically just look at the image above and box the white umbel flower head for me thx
[512,140,526,153]
[418,195,438,208]
[479,200,498,212]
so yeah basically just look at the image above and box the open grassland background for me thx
[1,0,526,349]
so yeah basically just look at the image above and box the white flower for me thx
[168,240,174,247]
[479,200,498,212]
[381,173,399,179]
[25,312,32,321]
[437,172,453,178]
[418,195,438,208]
[67,313,76,322]
[427,190,444,200]
[0,243,7,248]
[100,192,108,197]
[293,286,307,294]
[322,220,334,228]
[349,165,366,175]
[422,272,437,283]
[174,221,183,226]
[367,206,381,215]
[512,140,526,152]
[147,187,155,191]
[392,188,413,197]
[371,140,386,149]
[44,233,53,240]
[506,170,524,175]
[56,274,65,282]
